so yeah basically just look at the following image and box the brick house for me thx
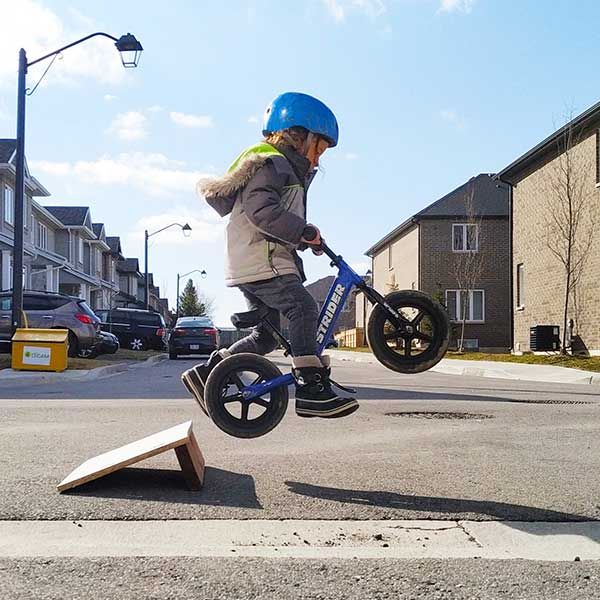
[363,174,511,352]
[498,101,600,355]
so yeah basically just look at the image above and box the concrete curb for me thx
[0,353,167,384]
[329,349,600,386]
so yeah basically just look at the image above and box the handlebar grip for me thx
[302,225,318,241]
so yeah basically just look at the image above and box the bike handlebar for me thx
[302,226,340,265]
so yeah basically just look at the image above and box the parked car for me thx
[0,290,102,357]
[95,308,167,351]
[96,330,119,355]
[168,316,219,359]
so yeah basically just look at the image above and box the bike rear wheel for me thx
[204,353,289,438]
[367,290,449,374]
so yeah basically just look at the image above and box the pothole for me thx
[385,411,493,420]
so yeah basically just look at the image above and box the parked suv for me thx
[96,308,167,351]
[0,290,101,357]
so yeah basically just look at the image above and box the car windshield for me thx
[177,318,213,328]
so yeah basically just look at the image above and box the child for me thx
[182,92,358,419]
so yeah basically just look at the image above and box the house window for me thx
[445,289,485,322]
[36,222,48,250]
[4,185,14,225]
[516,263,525,309]
[452,223,478,252]
[78,237,84,263]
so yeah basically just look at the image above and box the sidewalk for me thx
[0,353,167,383]
[330,349,600,386]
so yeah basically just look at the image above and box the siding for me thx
[372,224,419,293]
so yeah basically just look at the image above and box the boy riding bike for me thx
[182,92,358,419]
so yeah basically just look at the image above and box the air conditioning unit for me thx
[530,325,560,351]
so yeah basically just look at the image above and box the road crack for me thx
[457,521,483,548]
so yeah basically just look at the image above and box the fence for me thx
[334,327,366,348]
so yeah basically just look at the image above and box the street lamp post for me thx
[144,223,192,310]
[10,32,143,338]
[176,269,207,320]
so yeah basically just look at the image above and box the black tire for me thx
[204,353,289,439]
[169,351,178,360]
[67,331,79,358]
[367,290,449,374]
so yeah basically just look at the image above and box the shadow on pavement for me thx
[353,385,598,404]
[65,466,262,509]
[285,480,597,525]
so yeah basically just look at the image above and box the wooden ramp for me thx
[57,421,205,493]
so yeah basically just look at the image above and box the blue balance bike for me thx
[203,237,450,438]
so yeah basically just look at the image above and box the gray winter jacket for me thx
[197,142,313,287]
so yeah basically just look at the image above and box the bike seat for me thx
[231,306,271,329]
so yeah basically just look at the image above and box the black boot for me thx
[181,350,227,414]
[294,366,359,419]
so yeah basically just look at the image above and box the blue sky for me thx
[1,0,599,325]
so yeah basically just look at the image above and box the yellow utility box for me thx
[11,329,69,372]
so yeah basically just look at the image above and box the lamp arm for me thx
[180,269,205,279]
[147,222,185,238]
[27,32,119,68]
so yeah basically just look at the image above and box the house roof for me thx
[0,139,16,164]
[45,206,89,227]
[92,223,104,237]
[117,258,140,273]
[106,236,122,254]
[365,173,508,256]
[498,99,600,183]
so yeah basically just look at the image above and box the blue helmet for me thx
[262,92,339,147]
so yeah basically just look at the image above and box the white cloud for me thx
[107,111,148,141]
[439,108,466,129]
[170,111,214,128]
[0,0,127,88]
[129,209,224,245]
[345,152,359,160]
[104,94,118,102]
[30,152,212,196]
[438,0,476,14]
[247,115,259,124]
[350,261,370,274]
[147,105,163,113]
[322,0,386,22]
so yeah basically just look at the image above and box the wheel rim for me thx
[220,371,273,425]
[131,338,143,350]
[206,359,288,438]
[381,303,439,363]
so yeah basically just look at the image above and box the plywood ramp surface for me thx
[57,421,204,492]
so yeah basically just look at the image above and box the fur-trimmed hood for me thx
[197,152,272,200]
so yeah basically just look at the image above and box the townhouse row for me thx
[0,139,169,318]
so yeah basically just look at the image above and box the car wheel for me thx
[169,351,178,360]
[67,332,79,358]
[78,347,97,359]
[130,338,146,351]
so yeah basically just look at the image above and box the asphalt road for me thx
[2,354,600,598]
[2,557,599,600]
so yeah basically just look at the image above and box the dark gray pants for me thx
[228,274,318,357]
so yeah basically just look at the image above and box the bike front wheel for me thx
[367,290,449,374]
[204,353,289,438]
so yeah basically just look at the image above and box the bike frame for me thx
[240,242,404,402]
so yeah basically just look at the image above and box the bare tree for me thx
[453,184,485,353]
[545,116,597,354]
